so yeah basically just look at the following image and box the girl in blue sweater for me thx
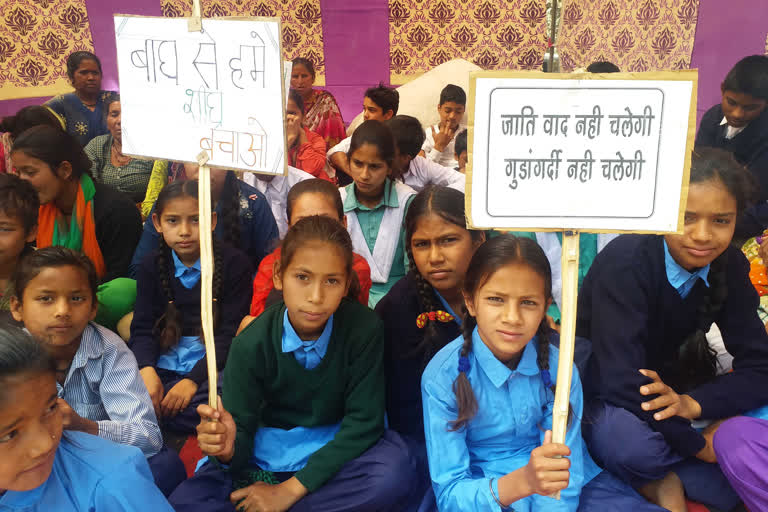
[421,235,662,511]
[578,147,768,511]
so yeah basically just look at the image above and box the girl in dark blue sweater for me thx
[578,148,768,511]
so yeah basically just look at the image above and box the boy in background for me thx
[454,129,468,173]
[419,84,466,170]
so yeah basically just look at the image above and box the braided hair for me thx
[663,148,758,392]
[404,186,483,363]
[449,235,554,431]
[152,180,224,352]
[218,171,241,249]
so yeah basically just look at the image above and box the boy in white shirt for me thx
[418,84,466,170]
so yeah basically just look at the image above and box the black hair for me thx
[386,115,425,159]
[664,148,758,392]
[404,186,483,363]
[11,125,92,180]
[66,51,102,81]
[219,172,241,249]
[0,324,56,400]
[285,178,343,223]
[439,84,466,106]
[13,247,99,303]
[152,180,223,352]
[364,83,400,116]
[292,57,316,80]
[279,215,359,301]
[722,55,768,102]
[454,129,468,157]
[586,61,620,73]
[0,106,62,140]
[288,89,305,115]
[0,174,39,235]
[347,120,397,173]
[450,235,554,431]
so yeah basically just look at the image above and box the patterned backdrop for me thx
[557,0,700,73]
[389,0,549,84]
[0,0,95,100]
[160,0,326,85]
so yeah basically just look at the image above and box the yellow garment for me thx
[141,159,169,218]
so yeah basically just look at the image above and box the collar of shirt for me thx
[720,116,747,139]
[172,250,202,289]
[342,179,398,213]
[663,240,710,297]
[435,290,462,326]
[472,327,540,388]
[281,309,333,359]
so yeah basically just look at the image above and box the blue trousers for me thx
[147,444,187,497]
[168,430,418,512]
[400,435,437,512]
[157,368,220,434]
[583,400,740,511]
[578,471,668,511]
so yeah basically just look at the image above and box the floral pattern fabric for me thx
[0,0,95,100]
[388,0,549,84]
[557,0,700,73]
[160,0,326,85]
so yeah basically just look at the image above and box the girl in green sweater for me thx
[169,215,417,512]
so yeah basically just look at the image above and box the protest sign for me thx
[114,15,286,175]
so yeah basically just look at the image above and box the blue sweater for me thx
[696,104,768,237]
[128,173,278,278]
[130,243,254,385]
[577,234,768,457]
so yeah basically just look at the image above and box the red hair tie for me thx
[416,310,455,328]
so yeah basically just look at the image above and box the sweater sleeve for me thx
[84,137,104,181]
[585,260,705,457]
[250,251,277,317]
[294,315,386,492]
[186,247,255,385]
[688,251,768,417]
[141,160,169,218]
[222,323,266,473]
[129,208,161,279]
[352,254,372,307]
[95,187,143,282]
[129,256,162,370]
[243,193,278,268]
[695,105,722,148]
[295,129,331,180]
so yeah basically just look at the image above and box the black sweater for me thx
[577,235,768,457]
[130,243,253,385]
[92,182,142,282]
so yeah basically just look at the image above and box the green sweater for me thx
[222,299,385,492]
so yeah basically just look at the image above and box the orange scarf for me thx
[37,174,106,278]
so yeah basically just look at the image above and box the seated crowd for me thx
[0,49,768,512]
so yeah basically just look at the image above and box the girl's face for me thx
[11,266,96,359]
[106,101,121,141]
[411,213,483,296]
[274,241,351,340]
[290,64,314,95]
[152,196,217,266]
[348,143,391,204]
[71,59,101,96]
[0,371,61,492]
[0,211,36,269]
[464,263,550,364]
[664,178,737,271]
[286,99,304,125]
[289,193,341,227]
[12,152,70,206]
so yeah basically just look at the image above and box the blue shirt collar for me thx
[663,240,710,295]
[435,290,462,326]
[472,327,541,388]
[172,250,202,289]
[281,309,333,358]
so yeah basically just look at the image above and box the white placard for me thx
[114,16,286,175]
[468,73,696,232]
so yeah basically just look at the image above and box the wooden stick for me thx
[551,230,580,499]
[196,151,217,409]
[188,0,202,31]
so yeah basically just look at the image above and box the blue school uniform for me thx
[422,329,662,512]
[0,431,173,511]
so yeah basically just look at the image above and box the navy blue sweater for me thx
[577,235,768,457]
[375,275,461,442]
[696,104,768,237]
[129,243,254,385]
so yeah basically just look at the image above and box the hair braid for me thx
[405,244,444,361]
[448,308,478,431]
[153,239,183,352]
